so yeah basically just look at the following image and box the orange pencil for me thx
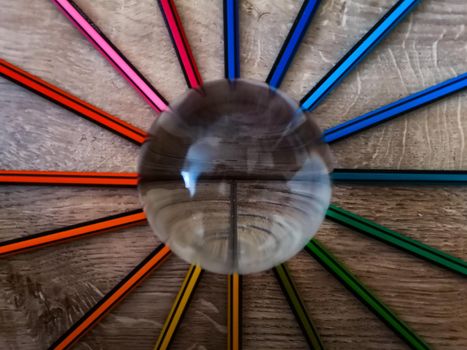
[0,210,145,256]
[50,244,171,350]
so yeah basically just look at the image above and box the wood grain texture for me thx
[1,0,466,349]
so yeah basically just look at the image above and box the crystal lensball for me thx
[138,79,332,274]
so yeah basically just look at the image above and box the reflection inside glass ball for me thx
[138,79,332,274]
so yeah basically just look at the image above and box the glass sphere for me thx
[138,79,332,274]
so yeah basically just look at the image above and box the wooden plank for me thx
[1,1,467,349]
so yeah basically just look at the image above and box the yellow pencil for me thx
[154,265,203,350]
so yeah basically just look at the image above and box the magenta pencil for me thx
[52,0,168,112]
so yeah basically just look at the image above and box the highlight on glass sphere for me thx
[138,79,332,275]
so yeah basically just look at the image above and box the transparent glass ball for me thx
[138,79,332,274]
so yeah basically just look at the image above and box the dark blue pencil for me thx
[224,0,240,79]
[266,0,320,89]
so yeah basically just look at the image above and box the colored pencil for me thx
[0,170,138,187]
[306,240,430,350]
[300,0,420,111]
[324,73,467,143]
[223,0,240,79]
[154,265,203,350]
[0,59,147,145]
[266,0,320,89]
[227,273,242,350]
[273,264,324,349]
[50,244,171,350]
[326,205,467,276]
[331,169,467,184]
[158,0,203,88]
[0,210,146,257]
[51,0,168,112]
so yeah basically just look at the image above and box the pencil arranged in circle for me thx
[306,240,430,350]
[158,0,203,88]
[154,265,203,350]
[51,0,169,113]
[266,0,320,89]
[300,0,420,112]
[0,210,146,257]
[223,0,240,79]
[50,244,171,350]
[273,264,324,349]
[0,59,147,145]
[326,205,467,276]
[324,73,467,143]
[0,170,138,187]
[331,169,467,184]
[227,273,242,350]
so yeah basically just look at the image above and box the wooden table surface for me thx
[1,0,466,349]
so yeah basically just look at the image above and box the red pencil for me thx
[0,59,147,145]
[0,170,138,187]
[158,0,203,88]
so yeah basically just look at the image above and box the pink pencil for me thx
[52,0,168,112]
[158,0,202,88]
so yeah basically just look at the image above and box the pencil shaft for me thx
[227,273,242,350]
[50,244,171,350]
[306,240,430,350]
[324,73,467,143]
[326,205,467,276]
[0,210,146,257]
[300,0,420,111]
[0,170,138,187]
[154,265,203,350]
[331,169,467,184]
[159,0,203,88]
[266,0,320,89]
[273,264,324,349]
[224,0,240,79]
[0,59,147,144]
[51,0,168,112]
